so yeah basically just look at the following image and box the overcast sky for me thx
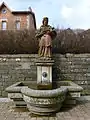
[0,0,90,29]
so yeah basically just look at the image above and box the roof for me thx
[0,2,11,11]
[12,11,32,14]
[0,2,33,14]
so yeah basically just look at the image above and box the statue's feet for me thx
[44,56,52,60]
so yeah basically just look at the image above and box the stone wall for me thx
[0,54,90,97]
[53,54,90,95]
[0,54,37,97]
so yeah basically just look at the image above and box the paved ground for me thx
[0,98,90,120]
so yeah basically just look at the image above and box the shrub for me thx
[0,28,90,54]
[52,28,90,54]
[0,30,38,54]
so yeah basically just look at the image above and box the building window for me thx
[2,21,7,30]
[2,9,6,14]
[15,21,20,30]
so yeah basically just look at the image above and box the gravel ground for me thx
[0,98,90,120]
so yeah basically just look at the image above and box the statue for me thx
[35,17,57,58]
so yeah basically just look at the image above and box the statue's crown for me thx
[43,17,48,21]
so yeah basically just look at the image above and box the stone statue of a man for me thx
[35,17,57,58]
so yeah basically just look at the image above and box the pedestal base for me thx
[37,83,52,90]
[36,58,54,90]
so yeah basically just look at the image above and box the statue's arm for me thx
[35,31,44,39]
[35,26,45,38]
[47,26,57,38]
[52,28,57,37]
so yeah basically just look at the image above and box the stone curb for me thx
[0,98,13,102]
[77,96,90,101]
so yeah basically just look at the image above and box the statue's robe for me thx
[35,25,57,57]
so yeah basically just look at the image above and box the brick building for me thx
[0,2,36,30]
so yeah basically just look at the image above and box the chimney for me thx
[28,7,32,12]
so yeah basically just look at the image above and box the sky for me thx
[0,0,90,29]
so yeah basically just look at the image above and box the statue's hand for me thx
[46,30,51,34]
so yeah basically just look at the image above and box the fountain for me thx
[21,57,68,115]
[6,17,83,115]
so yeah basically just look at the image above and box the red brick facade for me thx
[0,2,36,30]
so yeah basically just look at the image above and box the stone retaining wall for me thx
[53,54,90,95]
[0,54,90,97]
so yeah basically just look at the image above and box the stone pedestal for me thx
[36,58,54,90]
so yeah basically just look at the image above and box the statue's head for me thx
[42,17,48,26]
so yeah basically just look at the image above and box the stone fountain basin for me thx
[54,81,83,105]
[6,81,83,112]
[5,82,28,107]
[55,81,83,97]
[21,86,67,115]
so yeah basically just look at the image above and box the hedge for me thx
[0,29,90,54]
[52,28,90,54]
[0,30,38,54]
